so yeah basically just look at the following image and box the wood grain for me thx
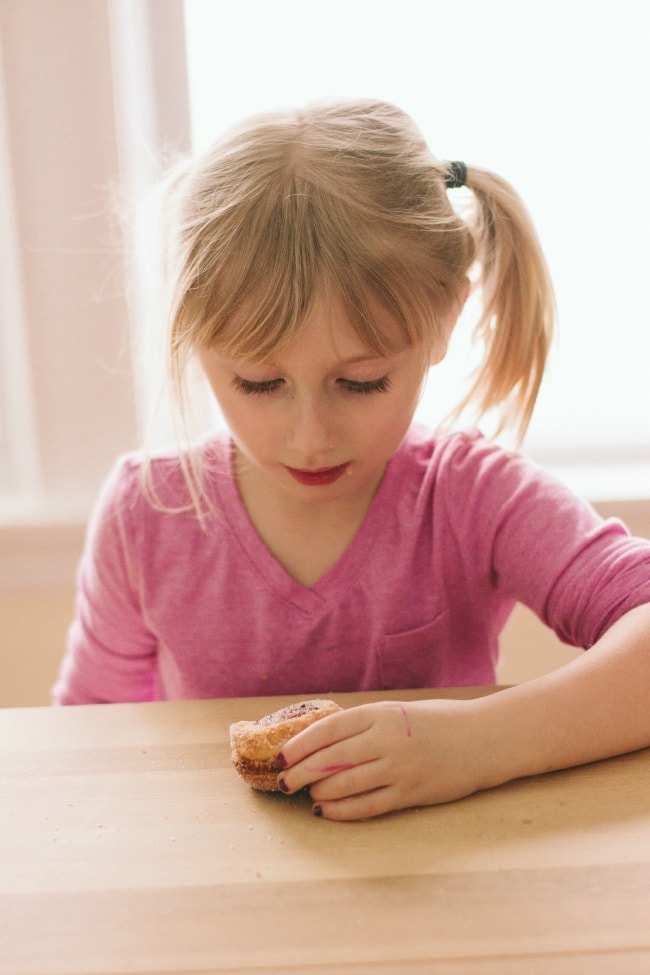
[1,690,649,974]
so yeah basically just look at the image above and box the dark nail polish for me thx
[312,804,323,817]
[278,777,290,793]
[277,752,288,769]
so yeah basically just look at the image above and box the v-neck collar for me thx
[212,437,398,613]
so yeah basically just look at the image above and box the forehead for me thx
[283,293,398,360]
[264,300,389,366]
[210,286,414,364]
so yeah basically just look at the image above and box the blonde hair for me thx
[155,99,554,513]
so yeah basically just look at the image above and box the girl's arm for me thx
[52,458,157,705]
[277,602,650,820]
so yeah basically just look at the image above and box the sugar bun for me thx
[229,699,342,791]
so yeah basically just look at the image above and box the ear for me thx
[429,277,470,365]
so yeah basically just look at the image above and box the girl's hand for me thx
[276,700,487,821]
[276,606,650,821]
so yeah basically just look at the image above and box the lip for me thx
[285,463,350,486]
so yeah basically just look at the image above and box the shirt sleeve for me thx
[52,457,157,705]
[444,435,650,649]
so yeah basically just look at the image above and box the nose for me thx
[286,393,335,459]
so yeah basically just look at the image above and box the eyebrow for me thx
[333,353,391,366]
[214,349,396,369]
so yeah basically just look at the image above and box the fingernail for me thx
[277,752,288,769]
[278,777,290,793]
[312,804,323,817]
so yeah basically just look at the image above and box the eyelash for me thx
[231,376,392,396]
[232,377,283,396]
[339,377,391,395]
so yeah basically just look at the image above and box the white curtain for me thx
[0,0,190,527]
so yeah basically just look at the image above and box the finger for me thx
[308,759,386,802]
[312,786,399,822]
[278,739,381,794]
[277,705,375,768]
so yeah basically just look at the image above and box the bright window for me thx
[183,0,649,494]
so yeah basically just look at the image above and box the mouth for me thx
[285,463,350,487]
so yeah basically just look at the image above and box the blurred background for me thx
[1,0,648,705]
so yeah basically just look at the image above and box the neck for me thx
[232,448,383,587]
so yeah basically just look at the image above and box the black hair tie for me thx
[444,161,467,189]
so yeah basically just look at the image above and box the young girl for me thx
[53,99,650,821]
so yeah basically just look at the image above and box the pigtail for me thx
[457,167,555,442]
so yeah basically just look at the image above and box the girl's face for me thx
[199,293,452,517]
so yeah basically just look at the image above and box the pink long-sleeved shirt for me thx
[53,428,650,704]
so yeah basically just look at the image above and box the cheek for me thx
[218,397,280,453]
[362,401,415,452]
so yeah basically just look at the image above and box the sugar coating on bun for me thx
[230,699,342,791]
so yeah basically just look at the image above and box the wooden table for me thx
[1,688,649,975]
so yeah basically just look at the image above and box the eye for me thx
[232,376,284,396]
[337,376,392,395]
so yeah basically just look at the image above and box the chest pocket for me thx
[378,613,450,689]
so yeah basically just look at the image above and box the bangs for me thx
[187,179,446,363]
[170,101,473,373]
